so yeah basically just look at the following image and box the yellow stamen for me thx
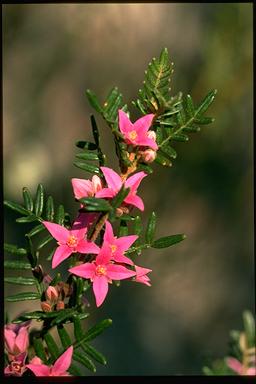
[110,244,117,254]
[66,235,78,248]
[95,265,107,276]
[128,130,138,140]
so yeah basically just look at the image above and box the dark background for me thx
[3,3,254,375]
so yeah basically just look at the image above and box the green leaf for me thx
[25,235,37,268]
[50,309,76,326]
[4,260,31,270]
[55,204,65,225]
[145,211,156,244]
[171,134,189,142]
[44,332,59,361]
[4,200,29,216]
[74,161,100,174]
[86,89,103,113]
[75,141,98,150]
[75,152,99,161]
[33,338,47,362]
[134,216,143,236]
[73,315,84,340]
[22,187,33,211]
[81,343,107,365]
[79,197,112,212]
[6,292,41,302]
[152,234,186,248]
[27,223,45,237]
[57,324,72,349]
[4,277,36,285]
[73,351,96,373]
[16,214,37,223]
[12,311,58,322]
[111,186,130,210]
[118,220,128,237]
[34,184,45,217]
[155,153,172,167]
[136,163,153,174]
[37,234,54,250]
[196,89,217,116]
[185,94,195,117]
[46,196,55,221]
[74,319,112,347]
[4,243,27,255]
[90,114,100,147]
[161,145,177,159]
[243,310,255,348]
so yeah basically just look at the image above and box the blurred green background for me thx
[3,3,254,375]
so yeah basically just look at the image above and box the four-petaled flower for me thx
[69,241,136,307]
[43,215,100,268]
[118,109,158,150]
[134,265,152,286]
[95,166,147,211]
[103,220,137,265]
[72,175,102,200]
[4,352,27,376]
[26,346,73,376]
[4,321,30,359]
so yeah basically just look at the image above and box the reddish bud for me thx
[147,130,156,141]
[45,286,59,302]
[41,302,52,312]
[140,149,156,163]
[56,301,65,310]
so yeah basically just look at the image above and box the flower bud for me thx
[141,149,156,163]
[45,286,59,302]
[147,130,156,141]
[56,301,65,311]
[92,175,103,194]
[41,302,52,312]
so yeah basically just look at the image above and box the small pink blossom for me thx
[103,221,137,265]
[134,265,152,286]
[226,357,256,376]
[45,286,59,302]
[26,346,73,376]
[72,175,102,199]
[95,167,147,211]
[118,110,158,150]
[43,214,100,269]
[4,352,27,376]
[140,148,156,163]
[69,242,136,307]
[5,322,30,358]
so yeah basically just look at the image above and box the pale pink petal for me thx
[43,221,69,243]
[76,240,100,254]
[124,194,144,211]
[118,109,134,135]
[92,175,103,194]
[135,265,152,276]
[115,235,138,252]
[4,329,16,353]
[53,346,73,374]
[95,188,116,199]
[113,253,134,266]
[30,357,43,365]
[125,171,147,192]
[96,242,112,265]
[26,363,51,376]
[71,178,93,199]
[69,263,96,279]
[93,275,109,307]
[136,136,158,150]
[246,367,256,376]
[136,276,151,286]
[4,365,12,375]
[52,245,72,269]
[133,114,154,134]
[103,221,115,243]
[106,264,136,280]
[226,357,243,374]
[14,327,29,354]
[100,167,122,192]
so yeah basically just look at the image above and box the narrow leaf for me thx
[74,319,112,345]
[37,234,54,250]
[68,364,82,376]
[27,224,45,237]
[4,200,29,216]
[44,332,59,361]
[145,211,156,244]
[57,325,72,349]
[22,187,33,211]
[6,292,40,302]
[46,196,54,221]
[118,220,128,237]
[16,215,37,223]
[81,343,107,365]
[34,184,44,217]
[111,186,130,210]
[86,89,103,113]
[4,277,36,285]
[4,260,31,270]
[4,243,27,255]
[79,197,112,212]
[33,338,47,363]
[55,205,65,225]
[73,161,100,174]
[75,141,97,150]
[73,351,96,373]
[196,89,217,116]
[75,152,99,161]
[243,310,255,348]
[152,234,186,248]
[50,308,75,326]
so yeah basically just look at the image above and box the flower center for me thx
[66,235,78,248]
[128,130,138,140]
[11,362,23,374]
[110,244,117,254]
[95,265,107,276]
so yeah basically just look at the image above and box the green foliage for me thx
[152,234,186,248]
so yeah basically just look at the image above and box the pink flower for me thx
[26,346,73,376]
[71,175,102,199]
[45,286,59,302]
[5,322,30,358]
[226,357,256,376]
[134,265,152,286]
[69,242,136,307]
[103,221,137,265]
[95,167,147,211]
[4,352,27,376]
[43,215,100,269]
[118,109,158,150]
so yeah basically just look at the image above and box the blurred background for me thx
[3,3,254,375]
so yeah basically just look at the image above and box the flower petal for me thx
[96,242,112,265]
[226,357,243,374]
[70,215,88,240]
[115,235,138,253]
[42,221,69,243]
[103,221,114,243]
[95,188,116,199]
[106,264,136,280]
[53,346,73,374]
[133,114,154,134]
[125,171,147,192]
[135,265,152,277]
[26,363,51,376]
[112,253,134,266]
[93,276,109,307]
[118,109,134,135]
[52,245,72,269]
[100,167,122,192]
[71,178,93,199]
[76,239,100,254]
[4,329,16,353]
[136,136,158,150]
[15,327,29,354]
[69,262,96,279]
[124,194,144,211]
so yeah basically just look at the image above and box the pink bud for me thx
[41,302,52,312]
[147,130,156,141]
[91,175,102,194]
[56,301,65,310]
[46,286,59,302]
[141,149,156,163]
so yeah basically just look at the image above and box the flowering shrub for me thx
[4,48,219,376]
